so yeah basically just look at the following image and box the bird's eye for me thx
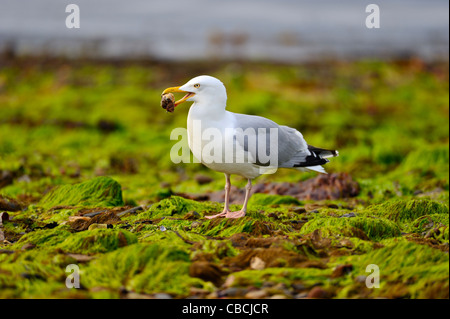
[194,83,200,89]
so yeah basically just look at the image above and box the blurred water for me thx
[0,0,448,61]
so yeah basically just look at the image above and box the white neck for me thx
[188,100,227,122]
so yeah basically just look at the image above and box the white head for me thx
[162,75,227,110]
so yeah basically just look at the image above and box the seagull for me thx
[162,75,338,219]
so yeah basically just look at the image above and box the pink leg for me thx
[226,178,252,218]
[205,174,231,219]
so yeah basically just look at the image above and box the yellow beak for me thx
[162,86,195,106]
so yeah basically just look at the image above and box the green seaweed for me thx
[81,243,212,296]
[38,177,124,210]
[300,216,401,241]
[333,241,449,298]
[248,193,302,206]
[13,227,72,249]
[367,198,449,223]
[130,196,221,220]
[58,228,137,254]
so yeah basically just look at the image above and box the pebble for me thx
[84,210,107,218]
[117,206,144,217]
[21,243,36,250]
[88,223,109,230]
[341,212,356,218]
[219,287,248,297]
[195,174,214,185]
[270,294,288,299]
[223,275,236,288]
[0,212,9,223]
[355,275,367,283]
[331,264,354,278]
[307,286,330,299]
[250,256,266,270]
[291,283,306,291]
[66,253,95,263]
[154,293,173,299]
[68,216,91,222]
[261,281,274,288]
[291,206,306,213]
[206,291,219,299]
[295,292,309,299]
[245,290,268,299]
[191,221,201,228]
[125,292,153,299]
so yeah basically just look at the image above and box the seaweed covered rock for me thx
[336,241,449,298]
[401,144,449,174]
[299,216,401,241]
[136,196,220,220]
[58,228,137,254]
[81,243,211,296]
[367,198,449,223]
[39,177,124,210]
[14,227,72,248]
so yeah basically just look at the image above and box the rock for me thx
[291,283,306,291]
[250,256,266,270]
[307,286,330,299]
[83,210,107,218]
[184,211,201,220]
[0,196,21,212]
[189,287,211,296]
[270,294,288,299]
[21,243,36,250]
[154,293,173,299]
[88,223,109,230]
[90,211,121,225]
[262,282,274,288]
[219,287,248,297]
[17,175,31,183]
[223,275,236,288]
[68,216,91,222]
[195,174,214,185]
[245,289,268,299]
[341,212,356,218]
[331,264,354,278]
[189,261,226,286]
[355,275,367,283]
[97,119,120,133]
[0,212,9,223]
[69,211,122,231]
[66,253,95,263]
[117,206,144,217]
[191,221,202,228]
[0,170,14,189]
[206,291,219,299]
[125,292,153,299]
[292,206,307,213]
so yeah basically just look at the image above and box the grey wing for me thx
[233,113,326,168]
